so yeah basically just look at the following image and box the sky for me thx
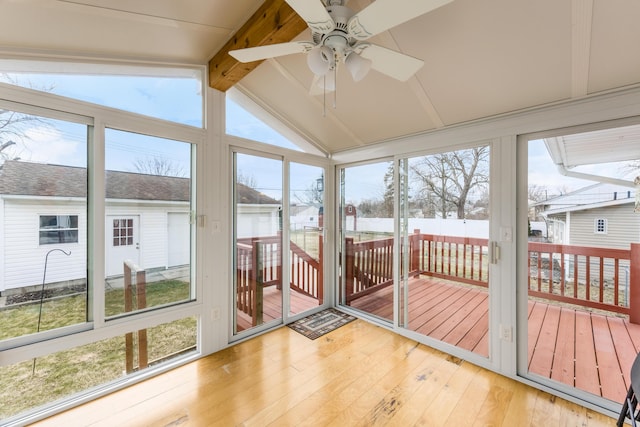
[1,67,636,205]
[0,68,322,201]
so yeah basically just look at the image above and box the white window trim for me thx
[594,218,608,234]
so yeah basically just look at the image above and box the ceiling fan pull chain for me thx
[323,75,327,117]
[333,62,337,109]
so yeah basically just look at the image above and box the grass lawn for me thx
[0,279,196,420]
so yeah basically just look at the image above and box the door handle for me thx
[490,241,500,264]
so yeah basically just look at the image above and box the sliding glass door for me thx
[399,145,491,357]
[233,153,326,335]
[233,152,283,334]
[289,162,324,317]
[339,160,395,322]
[522,123,640,405]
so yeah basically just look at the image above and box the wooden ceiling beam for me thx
[208,0,307,92]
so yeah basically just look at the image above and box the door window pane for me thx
[104,129,194,318]
[233,152,283,333]
[402,146,491,357]
[0,111,87,342]
[289,163,324,316]
[339,161,394,322]
[526,125,640,403]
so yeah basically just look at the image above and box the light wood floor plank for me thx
[32,320,617,427]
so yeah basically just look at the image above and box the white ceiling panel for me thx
[588,0,640,94]
[2,0,640,153]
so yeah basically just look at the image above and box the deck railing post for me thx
[411,229,421,275]
[345,237,355,300]
[630,243,640,324]
[318,234,324,304]
[123,260,147,373]
[252,239,264,326]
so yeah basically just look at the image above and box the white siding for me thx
[3,199,87,290]
[168,212,190,266]
[236,205,280,238]
[1,199,190,292]
[106,203,189,271]
[569,203,640,249]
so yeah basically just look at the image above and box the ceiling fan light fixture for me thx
[307,46,334,76]
[345,51,372,82]
[316,67,336,91]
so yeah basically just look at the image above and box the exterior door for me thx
[106,215,140,276]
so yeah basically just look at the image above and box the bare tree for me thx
[0,109,50,164]
[293,175,324,206]
[132,157,186,177]
[236,170,257,188]
[411,146,490,219]
[0,76,54,164]
[528,184,548,203]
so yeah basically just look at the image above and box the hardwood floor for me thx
[33,320,615,426]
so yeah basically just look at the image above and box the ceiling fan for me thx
[229,0,453,92]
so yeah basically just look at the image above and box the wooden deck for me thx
[236,286,320,332]
[349,275,640,403]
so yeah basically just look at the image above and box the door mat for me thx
[287,308,356,340]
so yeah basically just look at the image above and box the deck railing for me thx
[342,230,640,323]
[236,236,323,325]
[527,242,640,321]
[238,231,640,324]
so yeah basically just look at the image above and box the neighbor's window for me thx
[595,218,608,234]
[39,215,79,245]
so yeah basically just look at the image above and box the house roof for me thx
[2,1,640,154]
[538,182,636,215]
[0,160,278,204]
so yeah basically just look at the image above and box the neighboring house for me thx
[0,160,191,293]
[536,182,639,249]
[290,204,321,232]
[234,183,281,239]
[0,160,279,294]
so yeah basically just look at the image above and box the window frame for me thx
[38,214,80,245]
[594,217,608,234]
[0,80,204,351]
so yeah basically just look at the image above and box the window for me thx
[104,129,195,318]
[0,65,202,424]
[0,59,203,127]
[39,215,79,245]
[595,218,608,234]
[112,218,134,247]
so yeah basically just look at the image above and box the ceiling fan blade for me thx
[286,0,335,34]
[229,41,314,63]
[359,44,424,81]
[348,0,453,40]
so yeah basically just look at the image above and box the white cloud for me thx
[19,125,86,167]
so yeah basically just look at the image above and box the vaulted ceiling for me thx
[1,0,640,155]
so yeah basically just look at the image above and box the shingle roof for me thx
[0,160,278,204]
